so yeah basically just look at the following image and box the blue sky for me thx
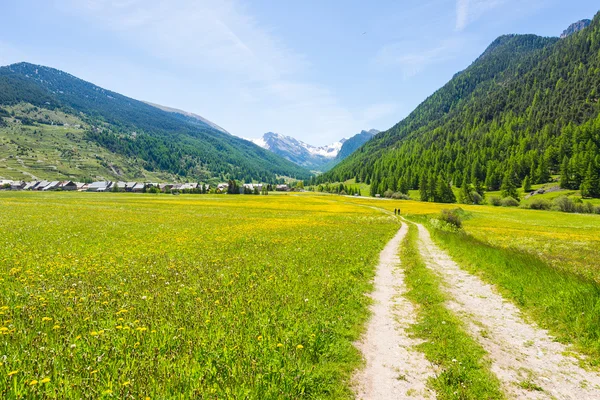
[1,1,598,145]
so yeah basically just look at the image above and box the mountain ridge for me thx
[142,101,230,135]
[0,62,311,182]
[250,129,378,172]
[320,13,600,199]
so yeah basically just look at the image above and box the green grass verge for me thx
[400,223,505,399]
[429,226,600,368]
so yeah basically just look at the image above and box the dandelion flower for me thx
[257,335,263,341]
[41,317,52,322]
[7,370,18,376]
[40,377,50,383]
[30,380,38,385]
[296,344,304,349]
[277,343,283,348]
[122,381,131,386]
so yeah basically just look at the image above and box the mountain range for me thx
[0,63,310,182]
[250,129,378,172]
[320,13,600,199]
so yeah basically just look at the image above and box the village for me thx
[0,179,292,194]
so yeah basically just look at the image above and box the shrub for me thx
[500,197,519,207]
[470,191,483,205]
[553,196,575,213]
[383,189,394,198]
[527,197,552,210]
[439,208,462,229]
[595,205,600,215]
[147,186,161,194]
[489,196,502,206]
[391,192,410,200]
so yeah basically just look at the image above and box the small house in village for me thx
[113,182,127,192]
[87,181,111,192]
[34,181,50,190]
[11,181,26,190]
[42,181,60,191]
[132,183,146,192]
[23,181,37,190]
[159,183,173,192]
[59,181,78,191]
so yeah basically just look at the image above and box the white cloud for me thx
[455,0,506,31]
[374,37,469,78]
[456,0,470,31]
[61,0,308,82]
[54,0,377,145]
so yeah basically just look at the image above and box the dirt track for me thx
[353,223,435,399]
[354,215,600,399]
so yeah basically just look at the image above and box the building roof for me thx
[88,181,110,189]
[42,181,60,190]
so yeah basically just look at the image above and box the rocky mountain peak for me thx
[560,19,591,39]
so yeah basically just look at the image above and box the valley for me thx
[2,5,600,400]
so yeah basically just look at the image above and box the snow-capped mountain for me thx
[248,132,343,171]
[248,130,378,172]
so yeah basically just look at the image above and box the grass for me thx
[0,103,176,181]
[341,196,600,282]
[0,191,399,398]
[428,226,600,368]
[400,223,504,399]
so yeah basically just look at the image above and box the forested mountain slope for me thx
[0,63,310,182]
[321,13,600,198]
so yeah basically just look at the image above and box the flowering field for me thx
[0,192,398,398]
[345,196,600,281]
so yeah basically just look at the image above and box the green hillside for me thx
[321,13,600,199]
[0,63,310,182]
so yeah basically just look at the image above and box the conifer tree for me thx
[427,174,436,202]
[419,174,428,202]
[501,169,518,199]
[435,175,456,203]
[581,160,600,198]
[522,175,532,192]
[560,156,571,189]
[459,175,472,204]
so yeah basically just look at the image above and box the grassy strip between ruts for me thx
[427,223,600,369]
[400,222,504,399]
